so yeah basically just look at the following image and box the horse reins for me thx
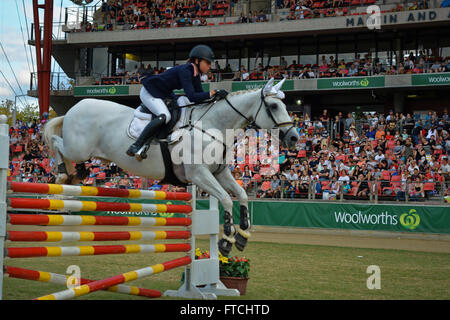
[179,88,296,147]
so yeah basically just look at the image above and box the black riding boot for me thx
[126,114,166,158]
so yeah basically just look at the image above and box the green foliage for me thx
[195,248,250,279]
[219,255,250,278]
[0,99,57,126]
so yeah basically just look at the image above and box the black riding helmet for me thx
[189,45,215,64]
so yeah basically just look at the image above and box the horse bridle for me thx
[180,88,295,146]
[223,89,295,140]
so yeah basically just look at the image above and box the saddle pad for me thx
[127,105,187,143]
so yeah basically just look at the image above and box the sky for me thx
[0,0,82,109]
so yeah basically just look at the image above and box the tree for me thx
[0,99,57,127]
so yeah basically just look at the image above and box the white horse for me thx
[43,78,299,256]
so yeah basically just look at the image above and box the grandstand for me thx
[13,0,449,203]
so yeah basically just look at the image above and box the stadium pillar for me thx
[393,92,405,114]
[32,0,54,120]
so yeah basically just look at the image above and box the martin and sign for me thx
[346,8,449,28]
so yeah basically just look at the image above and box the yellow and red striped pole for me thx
[35,256,191,300]
[7,230,191,242]
[4,266,161,299]
[9,181,192,201]
[5,243,191,259]
[8,214,191,227]
[8,198,192,213]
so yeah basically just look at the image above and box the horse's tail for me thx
[43,116,75,176]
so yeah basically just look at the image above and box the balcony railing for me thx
[29,72,75,91]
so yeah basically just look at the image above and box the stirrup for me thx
[135,143,150,161]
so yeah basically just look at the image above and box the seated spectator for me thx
[284,168,298,181]
[430,61,441,72]
[257,10,268,22]
[115,64,125,76]
[354,174,369,197]
[298,170,310,192]
[295,8,304,19]
[319,61,328,76]
[348,64,358,76]
[366,126,376,140]
[409,176,424,200]
[286,10,296,20]
[240,66,250,81]
[118,174,131,189]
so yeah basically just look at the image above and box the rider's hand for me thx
[214,89,228,99]
[209,90,216,98]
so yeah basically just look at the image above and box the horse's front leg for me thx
[188,165,237,256]
[215,168,251,252]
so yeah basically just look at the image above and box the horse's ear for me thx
[263,78,275,96]
[273,78,286,91]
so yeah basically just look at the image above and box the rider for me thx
[126,44,228,158]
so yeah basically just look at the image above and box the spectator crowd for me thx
[7,108,450,202]
[229,109,450,201]
[74,0,233,32]
[72,0,437,32]
[95,49,450,87]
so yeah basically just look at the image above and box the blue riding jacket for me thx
[141,62,210,103]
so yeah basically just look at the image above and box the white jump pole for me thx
[0,115,9,300]
[164,185,240,299]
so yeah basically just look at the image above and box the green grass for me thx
[2,239,450,300]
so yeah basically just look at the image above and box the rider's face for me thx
[198,59,211,74]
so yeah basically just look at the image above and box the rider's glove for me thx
[214,89,228,99]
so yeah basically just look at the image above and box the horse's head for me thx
[252,78,299,149]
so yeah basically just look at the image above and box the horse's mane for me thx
[192,87,280,110]
[227,88,260,97]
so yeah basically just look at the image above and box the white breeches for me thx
[140,87,191,124]
[140,87,171,124]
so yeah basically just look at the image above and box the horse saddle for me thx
[127,98,187,187]
[127,98,185,143]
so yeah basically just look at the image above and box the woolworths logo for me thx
[331,78,370,87]
[318,76,384,89]
[399,209,420,230]
[333,209,420,231]
[74,85,129,96]
[334,211,398,225]
[85,87,117,95]
[412,74,450,86]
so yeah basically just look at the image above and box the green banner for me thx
[250,201,450,234]
[73,85,130,97]
[317,76,385,89]
[231,80,294,92]
[411,73,450,86]
[174,83,210,95]
[17,191,448,234]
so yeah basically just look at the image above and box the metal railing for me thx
[294,117,449,141]
[239,177,449,204]
[84,67,450,86]
[29,72,75,91]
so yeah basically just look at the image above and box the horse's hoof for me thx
[218,238,233,257]
[234,232,248,252]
